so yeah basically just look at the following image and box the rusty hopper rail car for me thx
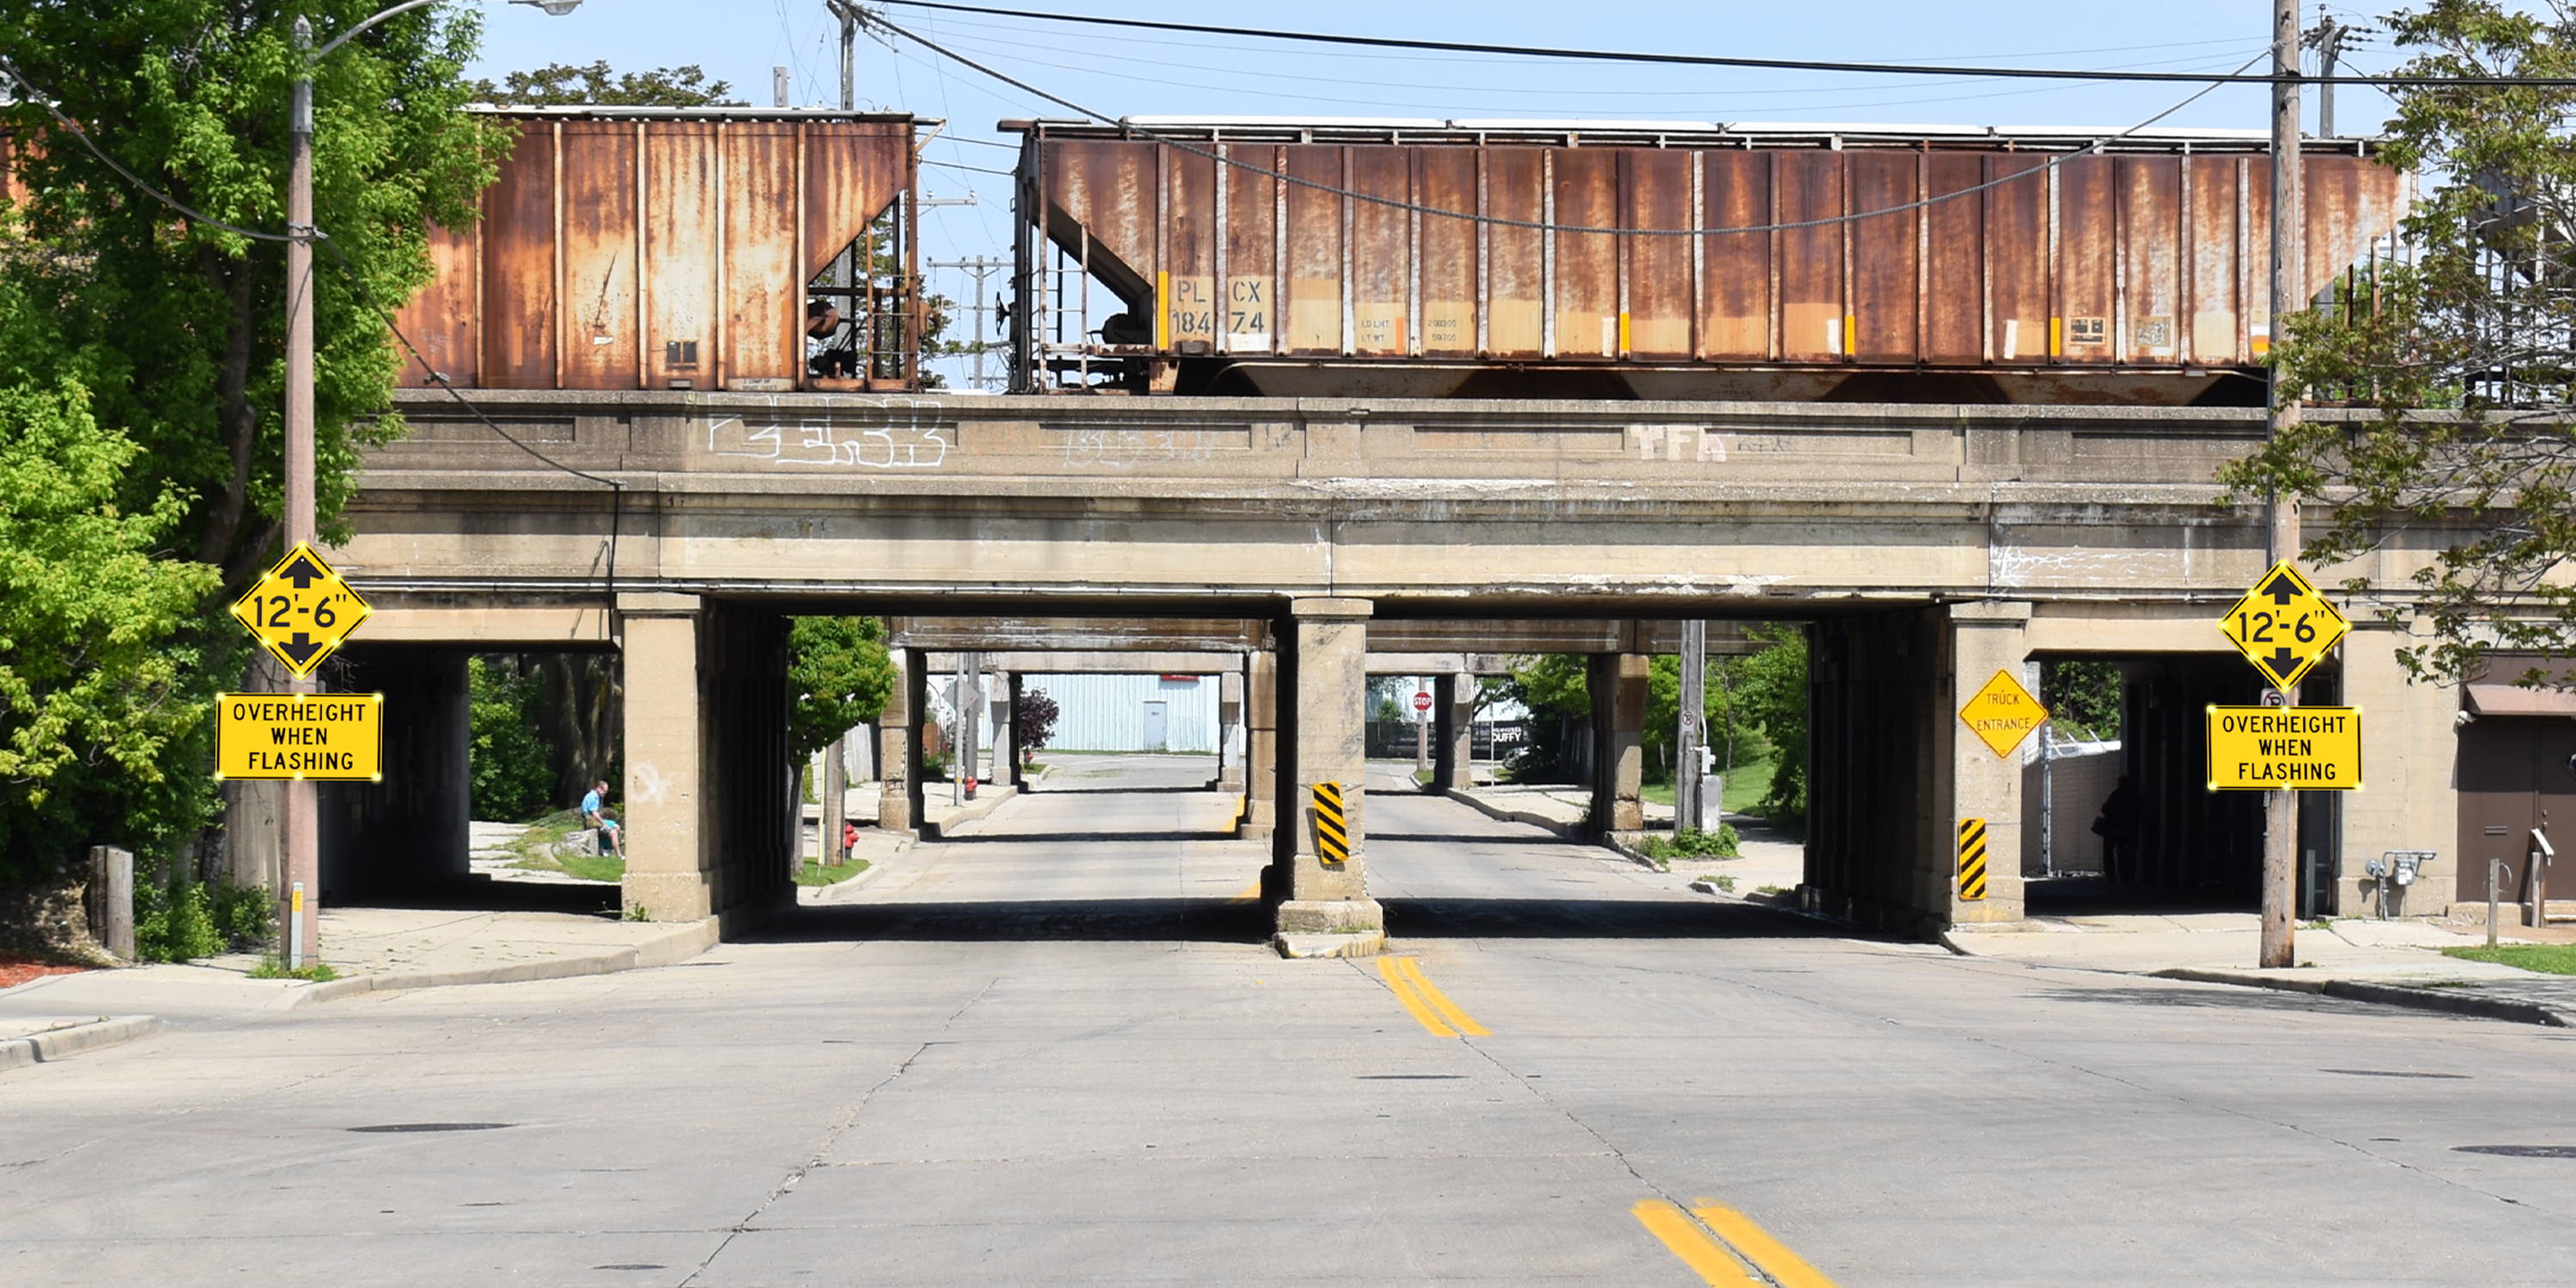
[1005,118,2408,404]
[393,106,927,393]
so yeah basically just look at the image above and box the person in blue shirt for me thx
[580,779,623,860]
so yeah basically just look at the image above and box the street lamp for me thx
[278,0,584,967]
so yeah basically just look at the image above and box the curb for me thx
[0,1015,161,1072]
[806,848,900,904]
[1602,835,1666,873]
[284,916,720,1008]
[920,784,1019,838]
[1443,787,1589,841]
[2149,968,2572,1027]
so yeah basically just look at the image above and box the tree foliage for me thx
[2042,659,2123,739]
[2224,2,2576,683]
[0,2,497,879]
[787,617,895,760]
[0,378,221,878]
[469,60,742,107]
[466,658,553,822]
[1498,629,1808,818]
[1015,687,1060,753]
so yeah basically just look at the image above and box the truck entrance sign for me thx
[215,692,385,781]
[2217,560,2348,691]
[1959,668,2050,758]
[228,542,374,679]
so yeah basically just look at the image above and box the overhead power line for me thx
[866,1,2576,87]
[860,8,2264,240]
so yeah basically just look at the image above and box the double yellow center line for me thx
[1632,1200,1837,1287]
[1376,955,1489,1037]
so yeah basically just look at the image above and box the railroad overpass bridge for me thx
[323,390,2461,951]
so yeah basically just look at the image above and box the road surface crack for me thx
[678,975,999,1286]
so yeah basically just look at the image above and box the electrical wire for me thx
[868,1,2576,87]
[0,56,297,243]
[927,28,2268,118]
[923,156,1013,176]
[864,9,2266,239]
[909,10,2263,69]
[928,21,2266,100]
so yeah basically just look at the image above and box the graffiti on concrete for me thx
[708,399,952,468]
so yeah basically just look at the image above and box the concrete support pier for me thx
[1244,651,1279,841]
[1434,671,1473,793]
[1589,650,1649,837]
[1217,670,1246,793]
[619,594,709,921]
[878,647,916,832]
[1273,598,1384,957]
[987,668,1015,792]
[1946,602,2032,924]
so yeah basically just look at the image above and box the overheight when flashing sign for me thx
[2218,560,2348,691]
[228,542,372,678]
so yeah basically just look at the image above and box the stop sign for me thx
[1413,691,1432,713]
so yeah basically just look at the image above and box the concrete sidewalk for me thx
[1949,913,2576,1026]
[0,903,718,1067]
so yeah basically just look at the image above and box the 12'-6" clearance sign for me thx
[215,692,385,781]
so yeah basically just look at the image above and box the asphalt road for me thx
[8,764,2576,1285]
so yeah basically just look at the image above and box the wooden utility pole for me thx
[1676,621,1708,833]
[2263,0,2306,969]
[283,16,320,969]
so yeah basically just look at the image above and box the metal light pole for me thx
[2262,0,2306,969]
[281,0,581,965]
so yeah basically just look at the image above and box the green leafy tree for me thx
[787,617,896,760]
[0,379,222,878]
[1642,653,1770,786]
[1732,627,1809,822]
[466,658,553,821]
[469,60,743,107]
[2226,2,2576,683]
[2041,660,2123,740]
[0,2,499,881]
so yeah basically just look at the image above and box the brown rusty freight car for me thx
[394,106,926,393]
[1005,119,2409,404]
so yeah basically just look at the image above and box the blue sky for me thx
[464,0,2402,384]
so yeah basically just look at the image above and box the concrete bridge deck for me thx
[315,392,2461,952]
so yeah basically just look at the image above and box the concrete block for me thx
[1273,930,1388,959]
[1275,898,1385,935]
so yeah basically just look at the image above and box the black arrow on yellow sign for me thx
[2257,571,2302,605]
[278,633,326,667]
[276,552,329,589]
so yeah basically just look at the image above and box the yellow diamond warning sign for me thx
[228,542,372,678]
[2218,560,2348,691]
[215,692,384,781]
[1959,668,2050,758]
[2206,705,2361,792]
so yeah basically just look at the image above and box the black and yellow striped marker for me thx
[1312,781,1348,866]
[1957,817,1988,901]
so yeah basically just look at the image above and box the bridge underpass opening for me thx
[761,611,1277,945]
[331,592,2378,951]
[309,643,623,918]
[2015,653,2342,920]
